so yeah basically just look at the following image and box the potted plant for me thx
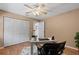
[74,32,79,54]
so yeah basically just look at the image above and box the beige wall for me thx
[44,9,79,48]
[0,10,38,47]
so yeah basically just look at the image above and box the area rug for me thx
[20,45,38,55]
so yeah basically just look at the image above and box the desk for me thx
[29,40,57,55]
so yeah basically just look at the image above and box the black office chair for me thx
[37,41,66,55]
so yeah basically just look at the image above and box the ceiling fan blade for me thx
[41,4,45,7]
[33,4,39,7]
[24,4,33,9]
[25,11,32,14]
[26,12,30,13]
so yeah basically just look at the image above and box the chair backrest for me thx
[52,36,55,40]
[57,41,66,51]
[56,41,66,54]
[41,41,66,55]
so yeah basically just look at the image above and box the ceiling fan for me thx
[24,3,48,16]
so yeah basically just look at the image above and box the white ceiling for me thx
[0,3,79,20]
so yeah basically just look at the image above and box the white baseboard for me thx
[65,45,78,51]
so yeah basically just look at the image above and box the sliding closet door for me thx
[4,17,30,46]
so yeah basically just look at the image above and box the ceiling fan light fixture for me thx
[24,3,48,16]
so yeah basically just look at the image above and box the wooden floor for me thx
[64,47,79,55]
[0,42,30,55]
[0,42,78,55]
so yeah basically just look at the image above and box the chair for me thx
[37,41,66,55]
[51,36,55,40]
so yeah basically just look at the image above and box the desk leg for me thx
[31,43,33,55]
